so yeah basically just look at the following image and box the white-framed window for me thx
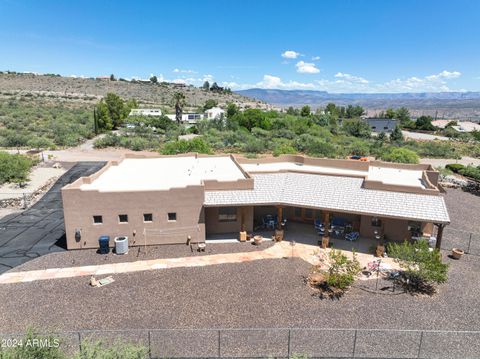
[218,207,237,222]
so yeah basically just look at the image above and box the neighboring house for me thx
[432,120,480,132]
[129,108,163,117]
[364,118,398,133]
[165,113,204,124]
[62,154,449,250]
[205,107,225,120]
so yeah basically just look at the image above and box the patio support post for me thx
[435,223,445,250]
[277,206,283,226]
[323,211,330,239]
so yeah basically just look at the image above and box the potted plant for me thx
[253,235,263,245]
[451,248,464,260]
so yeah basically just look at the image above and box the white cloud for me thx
[334,72,369,84]
[296,61,320,74]
[312,56,320,61]
[426,70,461,80]
[173,68,198,74]
[257,74,315,89]
[281,50,300,59]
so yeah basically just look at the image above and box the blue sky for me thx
[1,0,479,93]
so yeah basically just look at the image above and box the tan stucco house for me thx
[61,154,450,250]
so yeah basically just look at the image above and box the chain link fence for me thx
[2,328,480,358]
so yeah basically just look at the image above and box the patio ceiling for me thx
[204,172,450,224]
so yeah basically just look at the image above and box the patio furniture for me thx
[345,231,359,242]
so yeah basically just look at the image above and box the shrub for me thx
[387,240,448,294]
[379,147,419,164]
[73,339,147,359]
[0,151,35,184]
[272,143,297,157]
[326,249,361,290]
[445,163,465,173]
[161,137,212,155]
[459,165,480,181]
[342,119,372,138]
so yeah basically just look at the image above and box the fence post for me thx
[287,329,291,358]
[78,331,82,355]
[217,329,221,358]
[417,331,424,358]
[352,329,357,358]
[23,193,28,209]
[467,233,472,254]
[148,330,151,359]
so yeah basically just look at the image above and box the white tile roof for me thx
[204,173,450,223]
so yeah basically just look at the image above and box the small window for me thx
[168,212,177,221]
[118,214,128,223]
[93,215,103,224]
[218,207,237,222]
[371,217,382,227]
[143,213,153,222]
[384,126,389,130]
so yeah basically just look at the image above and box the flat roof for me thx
[367,166,425,189]
[241,162,425,189]
[80,156,246,192]
[241,162,366,177]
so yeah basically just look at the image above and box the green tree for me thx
[203,99,218,111]
[415,115,436,131]
[109,74,116,81]
[202,81,210,91]
[172,92,186,124]
[385,107,396,119]
[380,147,419,164]
[387,240,448,293]
[286,106,299,116]
[389,125,404,142]
[325,103,338,117]
[150,75,158,84]
[395,107,411,125]
[342,119,372,138]
[226,103,239,119]
[345,105,365,118]
[300,105,311,117]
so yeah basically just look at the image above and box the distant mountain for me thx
[236,88,480,107]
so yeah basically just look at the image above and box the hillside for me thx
[237,88,480,120]
[0,73,268,110]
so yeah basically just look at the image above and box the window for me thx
[168,212,177,221]
[118,214,128,223]
[218,207,237,222]
[384,126,389,130]
[93,215,103,224]
[143,213,153,222]
[371,217,382,227]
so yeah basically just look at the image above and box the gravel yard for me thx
[0,188,479,334]
[14,241,274,271]
[0,253,479,333]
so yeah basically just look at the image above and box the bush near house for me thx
[379,147,420,164]
[387,240,448,294]
[458,165,480,181]
[160,137,212,155]
[445,163,465,173]
[0,151,35,185]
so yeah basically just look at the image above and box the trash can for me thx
[114,236,129,255]
[98,236,110,254]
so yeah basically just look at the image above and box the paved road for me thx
[402,130,450,141]
[0,162,105,273]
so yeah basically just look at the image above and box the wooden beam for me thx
[435,223,445,250]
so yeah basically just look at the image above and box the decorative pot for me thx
[253,235,263,245]
[451,248,464,260]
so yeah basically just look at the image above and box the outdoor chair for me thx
[345,231,359,242]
